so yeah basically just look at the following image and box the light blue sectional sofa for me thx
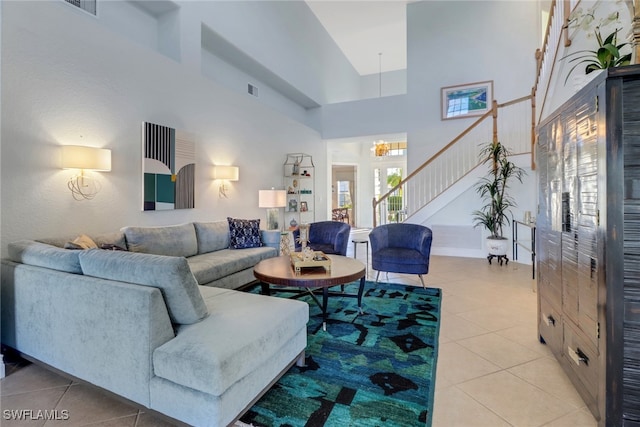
[1,221,309,426]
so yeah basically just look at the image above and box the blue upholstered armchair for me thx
[293,221,351,255]
[369,223,433,287]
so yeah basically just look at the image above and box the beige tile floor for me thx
[0,253,597,427]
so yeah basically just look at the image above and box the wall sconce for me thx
[61,145,112,200]
[258,188,287,230]
[213,165,239,198]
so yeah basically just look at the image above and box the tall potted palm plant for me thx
[472,140,525,261]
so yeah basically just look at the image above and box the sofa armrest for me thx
[418,228,433,258]
[1,260,175,407]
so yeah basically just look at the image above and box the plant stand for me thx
[487,254,509,266]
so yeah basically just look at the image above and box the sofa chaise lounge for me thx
[1,221,309,426]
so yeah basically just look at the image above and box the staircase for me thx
[373,0,593,230]
[373,97,534,228]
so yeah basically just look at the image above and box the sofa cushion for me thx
[186,246,277,285]
[122,223,198,257]
[193,221,229,254]
[227,218,262,249]
[152,286,309,396]
[78,250,208,325]
[8,240,82,274]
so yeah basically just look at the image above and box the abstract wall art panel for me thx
[142,122,196,211]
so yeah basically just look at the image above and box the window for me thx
[337,181,351,207]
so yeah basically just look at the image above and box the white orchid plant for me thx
[562,1,632,84]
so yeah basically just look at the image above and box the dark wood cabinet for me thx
[537,66,640,426]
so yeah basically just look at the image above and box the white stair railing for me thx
[534,0,580,125]
[373,96,533,227]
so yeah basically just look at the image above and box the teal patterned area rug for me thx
[240,281,441,427]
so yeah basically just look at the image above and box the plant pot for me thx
[486,237,509,256]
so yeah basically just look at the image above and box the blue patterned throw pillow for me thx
[227,217,263,249]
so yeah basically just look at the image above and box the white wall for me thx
[195,1,361,106]
[407,1,538,165]
[1,0,553,263]
[424,160,537,262]
[0,1,327,256]
[405,0,539,258]
[360,69,407,99]
[321,94,408,139]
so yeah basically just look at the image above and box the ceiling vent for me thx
[63,0,97,16]
[248,83,259,97]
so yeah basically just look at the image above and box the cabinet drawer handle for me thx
[568,346,589,366]
[544,314,555,326]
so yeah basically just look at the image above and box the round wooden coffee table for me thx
[253,255,366,330]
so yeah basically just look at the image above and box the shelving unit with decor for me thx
[283,153,314,230]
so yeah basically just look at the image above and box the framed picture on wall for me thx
[441,80,493,120]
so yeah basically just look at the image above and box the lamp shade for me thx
[213,165,239,181]
[259,189,286,208]
[61,145,111,171]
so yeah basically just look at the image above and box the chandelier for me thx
[372,140,390,157]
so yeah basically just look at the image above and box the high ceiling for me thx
[305,0,408,76]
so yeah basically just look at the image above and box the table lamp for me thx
[259,189,287,230]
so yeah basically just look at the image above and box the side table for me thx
[352,238,369,267]
[512,219,536,280]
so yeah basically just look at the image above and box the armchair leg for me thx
[375,271,381,283]
[418,274,426,289]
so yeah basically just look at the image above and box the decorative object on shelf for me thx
[213,165,239,199]
[292,156,301,175]
[61,145,111,201]
[288,198,298,212]
[259,188,287,231]
[472,140,525,265]
[562,5,632,84]
[289,218,298,230]
[300,201,308,212]
[441,81,493,120]
[142,122,195,210]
